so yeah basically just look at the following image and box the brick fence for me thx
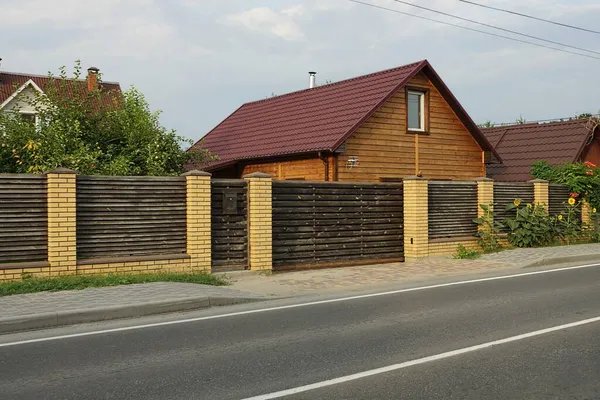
[0,169,579,281]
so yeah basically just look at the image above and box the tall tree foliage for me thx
[0,62,212,175]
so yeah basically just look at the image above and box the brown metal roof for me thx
[0,71,122,111]
[482,119,594,181]
[190,60,498,170]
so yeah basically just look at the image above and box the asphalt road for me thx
[2,264,600,399]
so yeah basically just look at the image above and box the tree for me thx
[478,120,495,128]
[0,61,213,175]
[515,114,526,124]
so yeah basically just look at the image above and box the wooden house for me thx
[189,60,500,181]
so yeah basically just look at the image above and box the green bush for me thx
[531,160,600,210]
[453,245,481,259]
[503,201,555,248]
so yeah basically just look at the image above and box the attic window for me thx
[407,90,426,132]
[20,112,38,127]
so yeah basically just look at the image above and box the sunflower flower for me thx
[513,199,521,207]
[568,197,576,206]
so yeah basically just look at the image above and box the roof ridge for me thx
[244,60,427,106]
[0,71,120,85]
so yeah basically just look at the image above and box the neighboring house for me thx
[189,60,500,181]
[481,119,600,181]
[0,65,121,125]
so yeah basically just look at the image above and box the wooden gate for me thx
[272,181,404,270]
[211,180,248,272]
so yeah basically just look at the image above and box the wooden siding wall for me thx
[76,176,187,259]
[0,174,48,264]
[242,157,327,181]
[338,71,484,182]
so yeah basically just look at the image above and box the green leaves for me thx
[531,160,600,210]
[0,62,214,176]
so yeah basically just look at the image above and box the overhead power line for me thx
[391,0,600,56]
[457,0,600,36]
[348,0,600,61]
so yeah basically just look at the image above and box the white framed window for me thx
[407,90,425,132]
[20,112,39,129]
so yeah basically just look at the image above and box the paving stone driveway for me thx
[229,243,600,297]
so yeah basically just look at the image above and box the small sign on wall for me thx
[223,191,238,214]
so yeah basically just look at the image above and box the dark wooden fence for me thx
[0,174,47,264]
[211,180,248,272]
[548,184,571,217]
[76,176,187,259]
[272,181,404,270]
[428,181,478,240]
[493,182,535,229]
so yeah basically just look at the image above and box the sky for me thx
[2,0,600,145]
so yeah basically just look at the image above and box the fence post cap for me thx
[403,175,428,181]
[528,178,548,183]
[44,167,77,175]
[474,177,493,182]
[243,172,272,179]
[182,169,212,177]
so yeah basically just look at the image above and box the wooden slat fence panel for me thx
[548,184,571,217]
[76,176,187,259]
[211,180,248,272]
[493,182,535,230]
[272,181,404,270]
[0,174,48,263]
[428,181,478,240]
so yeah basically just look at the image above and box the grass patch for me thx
[453,245,481,260]
[0,272,228,296]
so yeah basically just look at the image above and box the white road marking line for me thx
[242,315,600,400]
[0,262,599,348]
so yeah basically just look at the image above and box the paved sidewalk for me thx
[2,243,600,335]
[0,282,266,334]
[229,243,600,297]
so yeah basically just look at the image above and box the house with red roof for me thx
[0,64,121,125]
[189,60,500,182]
[481,118,600,181]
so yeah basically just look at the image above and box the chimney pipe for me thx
[308,71,316,89]
[87,66,99,92]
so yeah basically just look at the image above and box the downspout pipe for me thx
[318,152,329,181]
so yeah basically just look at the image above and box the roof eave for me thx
[421,62,502,163]
[330,60,429,152]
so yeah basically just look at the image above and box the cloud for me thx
[221,7,305,41]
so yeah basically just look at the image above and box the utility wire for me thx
[390,0,600,56]
[348,0,600,61]
[457,0,600,36]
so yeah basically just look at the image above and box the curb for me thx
[0,296,267,334]
[522,253,600,268]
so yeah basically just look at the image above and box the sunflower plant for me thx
[472,202,503,253]
[503,200,555,248]
[555,197,582,244]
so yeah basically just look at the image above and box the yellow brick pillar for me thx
[45,167,77,275]
[403,176,429,261]
[582,201,592,225]
[475,177,494,217]
[244,172,272,271]
[530,179,549,208]
[183,170,212,272]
